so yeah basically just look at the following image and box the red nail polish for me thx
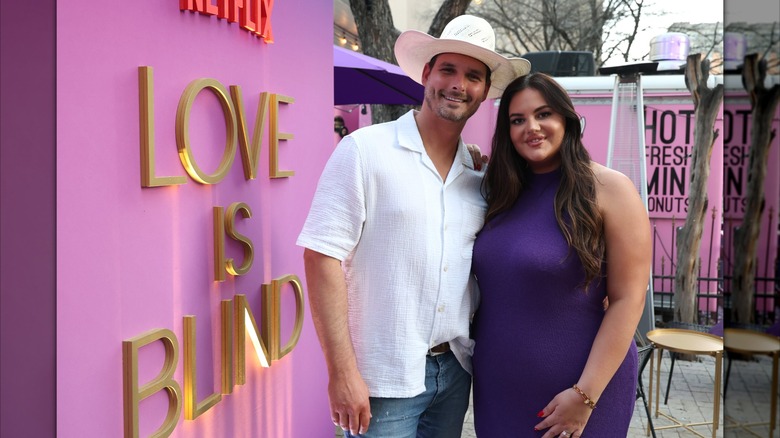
[537,410,544,417]
[534,427,539,431]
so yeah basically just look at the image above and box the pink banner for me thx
[57,1,334,437]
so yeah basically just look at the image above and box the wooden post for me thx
[673,54,724,324]
[731,54,780,324]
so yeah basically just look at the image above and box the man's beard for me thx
[423,87,478,123]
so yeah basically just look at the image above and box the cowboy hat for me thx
[394,15,531,99]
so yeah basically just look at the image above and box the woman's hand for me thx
[534,387,593,438]
[466,143,489,170]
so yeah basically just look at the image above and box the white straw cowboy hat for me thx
[394,14,531,99]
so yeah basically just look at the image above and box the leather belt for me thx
[427,342,450,356]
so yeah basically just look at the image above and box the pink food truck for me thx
[460,34,779,331]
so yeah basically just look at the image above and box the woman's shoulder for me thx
[590,162,635,191]
[589,162,644,210]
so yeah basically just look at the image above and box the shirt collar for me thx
[397,110,475,170]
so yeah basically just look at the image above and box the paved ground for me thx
[627,353,723,438]
[335,349,777,437]
[722,353,779,438]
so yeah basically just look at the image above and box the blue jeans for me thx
[344,351,471,438]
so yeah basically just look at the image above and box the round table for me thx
[646,328,724,438]
[724,328,780,437]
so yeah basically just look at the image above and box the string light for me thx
[334,24,360,51]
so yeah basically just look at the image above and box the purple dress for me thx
[471,169,637,436]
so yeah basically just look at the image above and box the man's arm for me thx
[303,248,371,435]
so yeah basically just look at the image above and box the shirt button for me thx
[438,305,445,312]
[443,265,448,272]
[444,224,449,230]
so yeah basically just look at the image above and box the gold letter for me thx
[221,300,234,394]
[234,294,271,385]
[122,328,181,438]
[271,274,305,359]
[225,202,254,276]
[176,78,237,184]
[138,66,187,188]
[183,316,222,420]
[213,207,226,282]
[231,87,270,180]
[260,274,305,361]
[269,94,295,178]
[260,282,279,360]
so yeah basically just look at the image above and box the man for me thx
[297,15,530,437]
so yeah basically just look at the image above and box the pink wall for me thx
[57,1,333,437]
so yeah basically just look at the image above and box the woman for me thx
[471,73,651,437]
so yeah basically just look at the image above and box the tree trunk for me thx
[428,0,472,38]
[349,0,399,65]
[350,0,471,124]
[673,54,724,324]
[369,103,411,124]
[731,54,780,324]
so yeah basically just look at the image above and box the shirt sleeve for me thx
[296,135,366,261]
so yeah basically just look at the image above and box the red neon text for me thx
[179,0,274,43]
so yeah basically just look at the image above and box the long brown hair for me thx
[482,73,604,288]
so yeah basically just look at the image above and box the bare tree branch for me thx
[429,0,472,37]
[468,0,650,67]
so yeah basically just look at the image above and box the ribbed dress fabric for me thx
[471,168,637,437]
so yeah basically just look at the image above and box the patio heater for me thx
[601,63,658,345]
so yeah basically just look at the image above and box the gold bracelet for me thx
[572,384,597,409]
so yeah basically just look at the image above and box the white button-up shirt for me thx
[297,111,486,398]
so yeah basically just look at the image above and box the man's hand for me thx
[466,143,489,171]
[329,368,372,436]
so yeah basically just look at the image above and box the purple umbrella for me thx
[334,45,423,105]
